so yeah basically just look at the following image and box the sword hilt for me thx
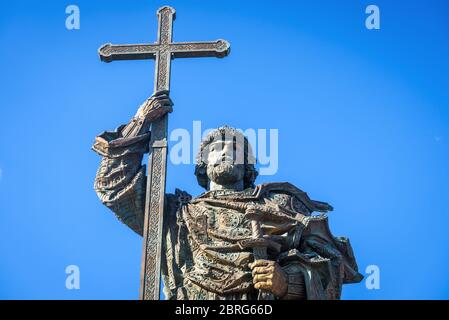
[247,206,275,300]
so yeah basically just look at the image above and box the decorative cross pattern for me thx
[98,6,230,300]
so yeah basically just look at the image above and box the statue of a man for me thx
[92,92,362,300]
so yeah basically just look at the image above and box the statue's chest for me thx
[187,202,253,240]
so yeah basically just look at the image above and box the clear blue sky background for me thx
[1,0,449,299]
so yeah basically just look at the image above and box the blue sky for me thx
[1,0,449,299]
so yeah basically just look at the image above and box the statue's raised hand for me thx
[136,90,173,123]
[121,91,173,138]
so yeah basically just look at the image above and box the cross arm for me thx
[98,43,159,62]
[170,39,230,58]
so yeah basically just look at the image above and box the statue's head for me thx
[195,126,258,190]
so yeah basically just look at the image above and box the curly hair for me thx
[194,125,258,190]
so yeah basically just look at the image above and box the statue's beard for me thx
[207,162,244,186]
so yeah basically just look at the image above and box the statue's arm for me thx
[92,92,173,236]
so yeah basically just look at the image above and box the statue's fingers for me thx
[254,274,273,283]
[160,102,173,113]
[252,266,274,276]
[249,259,271,269]
[154,90,169,97]
[159,98,173,106]
[140,99,153,111]
[252,266,269,275]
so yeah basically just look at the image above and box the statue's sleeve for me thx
[92,124,150,236]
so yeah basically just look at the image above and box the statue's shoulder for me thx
[253,182,333,215]
[165,189,192,219]
[166,188,192,206]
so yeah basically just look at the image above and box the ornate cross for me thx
[98,6,230,300]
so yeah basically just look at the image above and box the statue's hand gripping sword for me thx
[246,205,275,300]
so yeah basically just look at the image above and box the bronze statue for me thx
[92,93,362,299]
[93,6,362,300]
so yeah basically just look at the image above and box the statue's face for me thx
[205,138,245,186]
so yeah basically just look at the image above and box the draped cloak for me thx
[161,183,363,300]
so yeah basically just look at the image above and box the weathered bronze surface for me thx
[94,6,362,300]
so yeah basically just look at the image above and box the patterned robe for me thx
[93,126,363,300]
